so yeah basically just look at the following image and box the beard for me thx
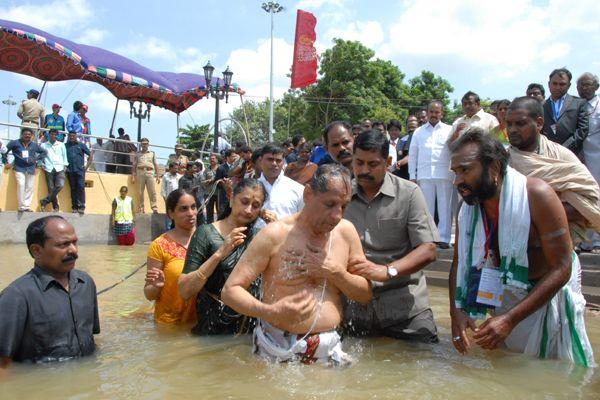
[458,168,498,206]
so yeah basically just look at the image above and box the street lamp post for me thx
[129,101,151,144]
[2,95,17,139]
[203,61,233,153]
[262,2,284,142]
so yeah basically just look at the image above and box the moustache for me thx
[357,174,374,181]
[62,254,78,263]
[338,150,352,159]
[457,183,472,192]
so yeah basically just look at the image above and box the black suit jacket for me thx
[542,94,588,154]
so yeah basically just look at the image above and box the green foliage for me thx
[178,123,212,151]
[227,39,456,144]
[407,70,454,115]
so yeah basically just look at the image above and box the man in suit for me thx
[542,68,588,155]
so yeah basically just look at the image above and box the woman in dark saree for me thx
[178,178,267,335]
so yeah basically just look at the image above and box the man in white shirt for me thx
[256,143,304,229]
[408,101,453,247]
[40,129,69,211]
[91,138,112,173]
[449,91,499,142]
[161,161,182,200]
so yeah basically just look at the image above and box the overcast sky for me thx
[1,0,598,155]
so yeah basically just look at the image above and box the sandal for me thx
[591,247,600,255]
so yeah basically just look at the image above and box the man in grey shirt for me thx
[0,216,99,367]
[343,130,440,342]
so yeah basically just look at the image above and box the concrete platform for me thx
[0,211,167,245]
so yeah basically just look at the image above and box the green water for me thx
[0,244,599,399]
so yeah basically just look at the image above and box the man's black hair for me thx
[261,143,284,156]
[549,68,572,82]
[291,135,305,147]
[448,127,508,176]
[26,216,67,257]
[461,91,480,104]
[322,121,351,145]
[353,129,389,159]
[508,96,543,120]
[526,83,546,97]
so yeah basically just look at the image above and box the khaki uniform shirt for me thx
[167,153,189,167]
[135,151,157,173]
[344,173,439,326]
[17,99,45,126]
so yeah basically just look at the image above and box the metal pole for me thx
[268,8,275,142]
[176,113,180,143]
[213,95,220,152]
[108,99,119,137]
[38,81,47,100]
[137,102,143,143]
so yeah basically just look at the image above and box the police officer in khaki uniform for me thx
[132,138,160,213]
[17,89,45,131]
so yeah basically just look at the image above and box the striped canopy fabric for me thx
[0,19,244,113]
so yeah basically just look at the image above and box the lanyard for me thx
[480,204,498,259]
[552,97,564,121]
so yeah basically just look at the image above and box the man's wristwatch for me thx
[386,265,398,280]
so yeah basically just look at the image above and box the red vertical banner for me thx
[290,9,317,89]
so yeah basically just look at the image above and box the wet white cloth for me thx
[497,254,595,367]
[253,320,349,365]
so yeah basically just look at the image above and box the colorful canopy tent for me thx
[0,19,244,113]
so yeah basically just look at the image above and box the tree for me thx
[303,39,411,130]
[178,123,212,152]
[226,39,457,143]
[407,70,454,115]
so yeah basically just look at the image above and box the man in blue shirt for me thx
[66,101,83,142]
[43,104,66,142]
[5,127,47,212]
[65,132,91,214]
[40,129,69,212]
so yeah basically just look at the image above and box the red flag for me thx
[291,10,317,89]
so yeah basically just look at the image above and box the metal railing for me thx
[0,120,214,174]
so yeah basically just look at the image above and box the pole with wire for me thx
[262,2,284,143]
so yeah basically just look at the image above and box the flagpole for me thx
[262,2,284,143]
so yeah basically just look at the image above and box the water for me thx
[1,244,599,399]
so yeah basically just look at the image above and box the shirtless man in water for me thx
[448,128,594,366]
[221,164,372,364]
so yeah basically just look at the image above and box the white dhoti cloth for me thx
[253,320,350,365]
[496,254,594,367]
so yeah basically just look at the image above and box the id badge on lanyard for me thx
[476,250,504,307]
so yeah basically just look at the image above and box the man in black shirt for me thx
[394,115,419,180]
[215,149,235,220]
[0,216,100,367]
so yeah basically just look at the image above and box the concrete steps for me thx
[425,248,600,306]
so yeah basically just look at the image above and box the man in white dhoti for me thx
[448,128,594,367]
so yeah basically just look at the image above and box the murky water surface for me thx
[1,244,599,399]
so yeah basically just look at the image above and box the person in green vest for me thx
[111,186,136,245]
